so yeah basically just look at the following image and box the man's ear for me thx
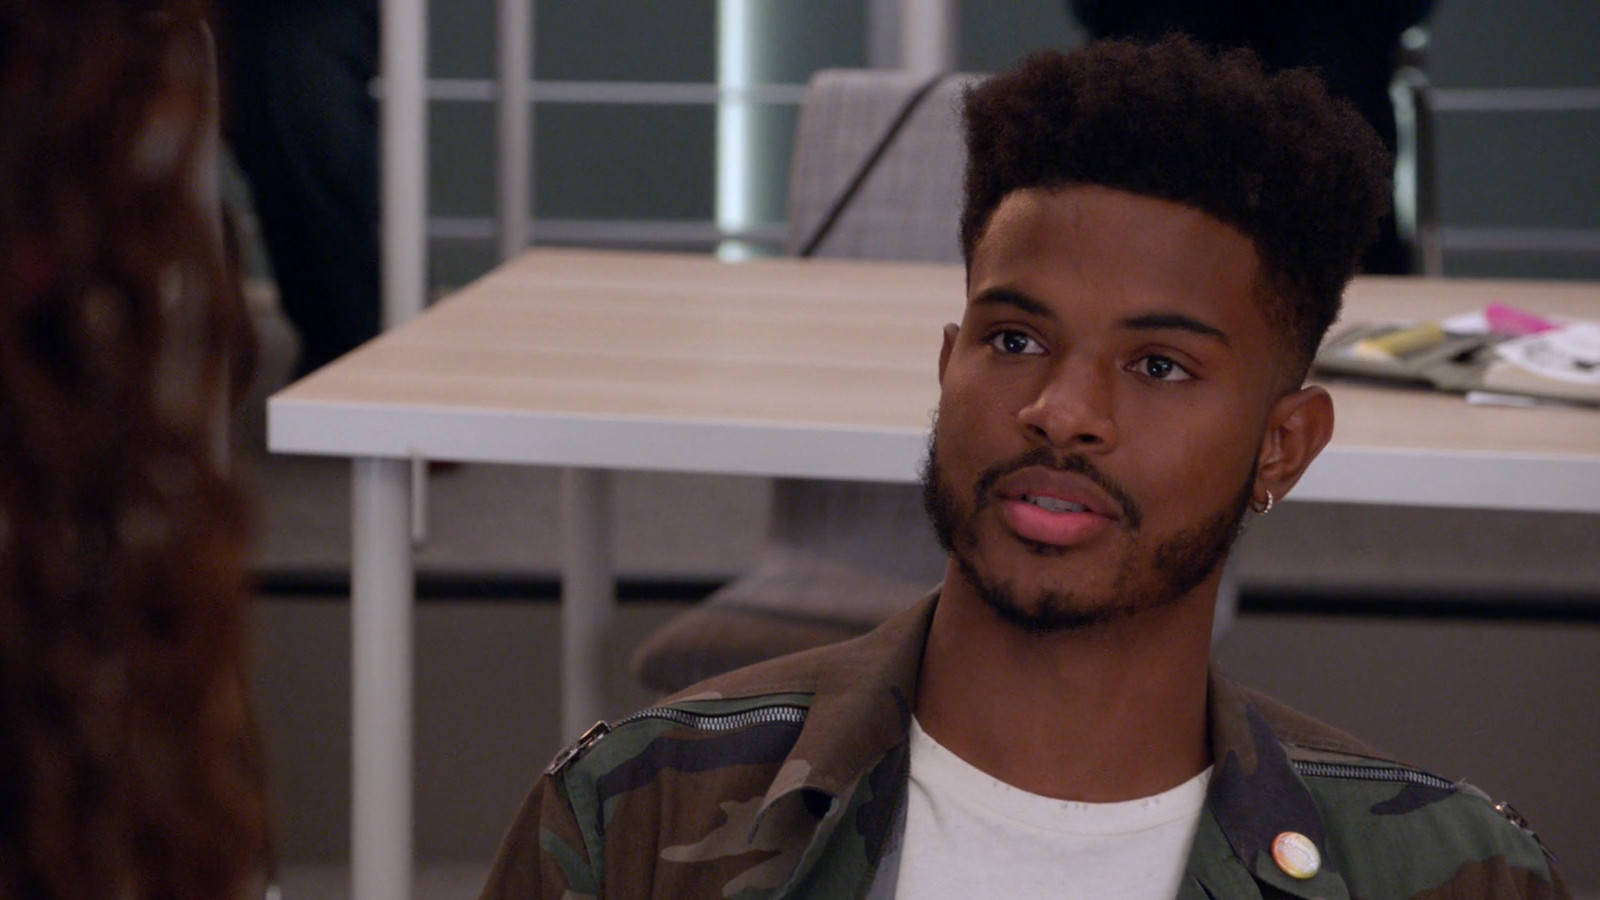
[938,323,959,382]
[1255,385,1334,501]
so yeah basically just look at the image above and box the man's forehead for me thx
[967,185,1264,299]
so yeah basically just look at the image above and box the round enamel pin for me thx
[1271,831,1321,879]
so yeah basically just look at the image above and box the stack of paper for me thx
[1314,305,1599,408]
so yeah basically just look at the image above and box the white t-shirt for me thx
[870,717,1211,899]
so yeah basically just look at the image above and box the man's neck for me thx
[914,564,1217,803]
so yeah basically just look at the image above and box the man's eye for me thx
[1134,355,1192,382]
[989,330,1043,355]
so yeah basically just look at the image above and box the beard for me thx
[920,430,1253,634]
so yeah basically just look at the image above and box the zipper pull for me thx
[1494,801,1557,861]
[545,720,610,776]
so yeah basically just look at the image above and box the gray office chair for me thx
[631,70,979,694]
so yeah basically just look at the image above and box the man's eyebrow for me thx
[970,287,1055,320]
[1120,313,1230,345]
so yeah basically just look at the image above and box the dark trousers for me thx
[220,0,380,375]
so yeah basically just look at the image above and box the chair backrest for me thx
[766,69,982,579]
[784,69,980,263]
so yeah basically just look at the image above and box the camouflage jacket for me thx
[482,594,1568,899]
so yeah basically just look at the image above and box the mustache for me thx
[971,446,1143,529]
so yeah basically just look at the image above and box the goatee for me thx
[920,429,1252,634]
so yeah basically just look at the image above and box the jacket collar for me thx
[750,591,934,821]
[744,590,1352,898]
[1199,671,1351,898]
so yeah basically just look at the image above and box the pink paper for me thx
[1485,303,1559,336]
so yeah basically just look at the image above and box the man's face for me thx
[925,185,1288,632]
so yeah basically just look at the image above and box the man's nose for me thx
[1015,358,1117,451]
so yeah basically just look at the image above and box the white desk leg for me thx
[351,458,413,900]
[560,467,615,740]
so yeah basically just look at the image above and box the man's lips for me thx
[991,467,1126,548]
[994,467,1124,521]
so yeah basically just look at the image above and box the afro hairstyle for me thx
[961,36,1392,376]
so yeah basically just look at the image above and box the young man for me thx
[481,38,1568,899]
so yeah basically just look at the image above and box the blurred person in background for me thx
[0,1,270,897]
[218,0,380,378]
[1069,0,1437,275]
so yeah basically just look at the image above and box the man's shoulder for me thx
[1239,684,1564,897]
[553,595,930,792]
[537,686,819,887]
[528,636,905,900]
[547,690,818,788]
[547,637,863,785]
[1292,753,1562,897]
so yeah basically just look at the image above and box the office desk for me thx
[268,249,1600,897]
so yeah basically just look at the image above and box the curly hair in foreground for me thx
[0,1,268,897]
[961,36,1392,377]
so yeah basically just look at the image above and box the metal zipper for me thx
[546,703,809,775]
[1295,760,1556,858]
[614,703,809,732]
[1292,760,1455,791]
